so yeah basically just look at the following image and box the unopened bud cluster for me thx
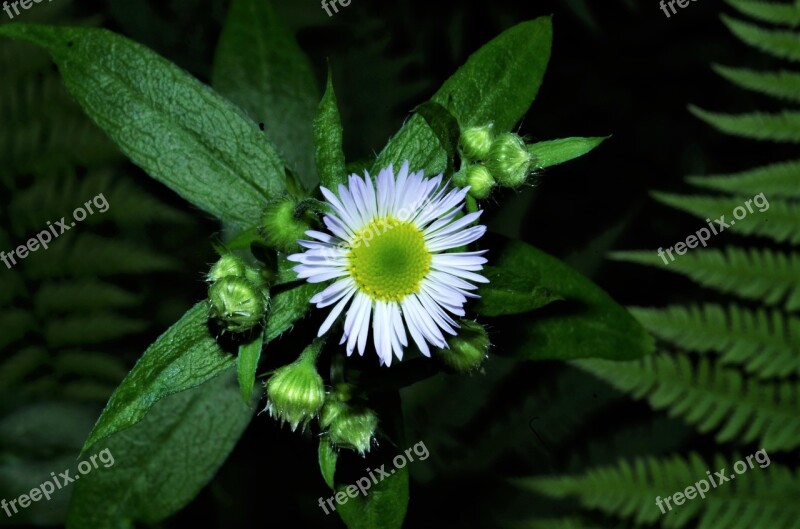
[207,254,268,333]
[456,124,535,198]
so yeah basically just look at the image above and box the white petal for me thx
[311,278,356,307]
[426,225,487,252]
[317,286,357,336]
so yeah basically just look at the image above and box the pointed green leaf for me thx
[318,439,338,490]
[527,136,608,170]
[690,105,800,143]
[374,17,552,175]
[0,23,286,228]
[492,240,653,361]
[413,101,461,178]
[475,266,563,317]
[66,369,254,529]
[237,332,264,404]
[81,302,235,452]
[213,0,318,188]
[314,69,347,190]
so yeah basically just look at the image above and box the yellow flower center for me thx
[347,216,431,302]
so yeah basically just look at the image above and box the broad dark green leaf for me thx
[475,266,563,317]
[492,240,653,361]
[528,136,607,170]
[66,369,254,529]
[373,17,552,175]
[237,332,264,404]
[81,302,234,452]
[0,24,286,228]
[213,0,318,188]
[413,101,461,178]
[314,69,347,190]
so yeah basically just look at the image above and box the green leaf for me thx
[722,14,800,62]
[492,240,653,361]
[265,282,323,341]
[688,159,800,198]
[690,106,800,143]
[213,0,319,188]
[713,65,800,103]
[727,0,800,27]
[475,265,563,317]
[66,369,254,529]
[318,438,338,490]
[314,68,347,190]
[0,23,286,228]
[237,332,264,404]
[373,17,552,175]
[527,136,608,170]
[413,101,461,178]
[81,302,235,452]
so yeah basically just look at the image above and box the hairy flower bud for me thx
[265,355,326,431]
[208,276,267,333]
[321,398,378,455]
[435,320,489,372]
[207,254,248,283]
[459,124,494,161]
[486,132,532,188]
[261,197,315,252]
[463,164,495,199]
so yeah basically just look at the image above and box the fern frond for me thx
[610,248,800,310]
[652,191,800,244]
[727,0,800,27]
[0,309,36,349]
[0,271,26,307]
[519,452,800,529]
[44,315,148,348]
[722,14,800,62]
[0,347,48,390]
[24,234,179,279]
[690,106,800,143]
[503,516,614,529]
[52,351,128,383]
[575,354,800,451]
[630,304,800,377]
[713,65,800,103]
[687,159,800,198]
[34,280,140,314]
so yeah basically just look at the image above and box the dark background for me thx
[1,0,781,527]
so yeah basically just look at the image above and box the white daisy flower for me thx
[288,161,488,366]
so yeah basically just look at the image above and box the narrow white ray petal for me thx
[417,290,458,335]
[320,187,359,230]
[317,287,357,336]
[401,298,431,357]
[428,270,480,291]
[338,182,365,230]
[407,294,447,348]
[311,278,356,307]
[429,263,490,284]
[431,253,488,268]
[424,211,483,240]
[356,296,373,356]
[345,293,369,356]
[426,225,488,252]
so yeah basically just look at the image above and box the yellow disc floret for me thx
[347,216,431,302]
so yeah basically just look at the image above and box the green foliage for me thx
[66,369,255,529]
[314,69,347,190]
[722,14,800,61]
[687,158,800,197]
[727,0,800,26]
[374,17,553,176]
[527,137,608,170]
[413,101,461,178]
[475,265,562,317]
[237,332,264,404]
[0,23,287,229]
[521,453,800,529]
[485,240,654,361]
[690,106,800,142]
[712,65,800,103]
[213,0,319,188]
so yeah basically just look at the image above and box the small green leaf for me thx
[237,332,264,404]
[314,68,347,190]
[492,240,653,361]
[81,302,235,452]
[0,23,286,228]
[475,266,563,317]
[213,0,319,188]
[318,438,338,490]
[66,369,254,529]
[374,17,552,176]
[413,101,461,178]
[527,136,607,170]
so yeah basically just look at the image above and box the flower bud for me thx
[463,164,495,199]
[486,132,532,188]
[261,197,315,252]
[459,125,494,161]
[435,320,489,373]
[208,276,267,333]
[207,254,248,283]
[265,356,326,431]
[321,399,378,455]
